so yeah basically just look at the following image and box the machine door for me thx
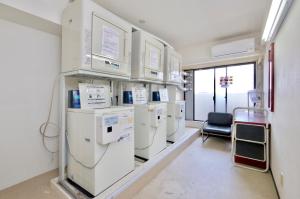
[92,14,130,75]
[144,37,164,80]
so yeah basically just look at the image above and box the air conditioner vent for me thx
[211,38,255,58]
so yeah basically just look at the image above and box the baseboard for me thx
[270,169,281,199]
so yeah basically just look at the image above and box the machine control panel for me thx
[151,108,163,128]
[96,111,133,145]
[175,103,185,119]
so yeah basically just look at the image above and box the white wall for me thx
[179,34,265,99]
[178,33,262,67]
[263,1,300,198]
[0,0,68,24]
[0,17,61,190]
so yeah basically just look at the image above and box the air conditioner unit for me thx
[211,38,255,58]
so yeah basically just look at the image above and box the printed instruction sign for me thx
[159,88,169,102]
[132,87,147,104]
[101,25,120,60]
[149,47,160,69]
[79,83,110,109]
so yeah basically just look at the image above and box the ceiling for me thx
[0,0,272,49]
[95,0,272,49]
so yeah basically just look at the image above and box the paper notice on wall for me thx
[132,87,147,104]
[149,47,160,69]
[159,88,169,102]
[101,26,120,60]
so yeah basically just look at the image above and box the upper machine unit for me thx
[62,0,132,78]
[131,30,165,82]
[164,46,182,84]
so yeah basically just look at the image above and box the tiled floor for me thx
[0,136,278,199]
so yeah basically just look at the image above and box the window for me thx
[190,63,255,121]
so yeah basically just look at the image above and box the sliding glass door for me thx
[227,64,255,113]
[194,69,214,121]
[215,67,227,113]
[194,63,255,121]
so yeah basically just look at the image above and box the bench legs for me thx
[201,129,209,143]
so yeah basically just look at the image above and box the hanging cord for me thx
[66,133,110,169]
[39,75,61,154]
[135,127,158,150]
[167,118,180,138]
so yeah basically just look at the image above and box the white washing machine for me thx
[167,101,186,142]
[134,103,167,160]
[66,106,134,196]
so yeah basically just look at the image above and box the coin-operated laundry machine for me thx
[122,86,167,160]
[134,103,167,160]
[152,88,186,142]
[66,83,135,197]
[166,101,185,142]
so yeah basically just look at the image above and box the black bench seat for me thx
[202,112,233,142]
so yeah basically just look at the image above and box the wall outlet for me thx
[280,171,284,186]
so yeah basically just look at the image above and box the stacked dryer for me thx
[163,46,186,143]
[128,29,169,160]
[62,0,136,196]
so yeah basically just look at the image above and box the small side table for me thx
[232,107,270,172]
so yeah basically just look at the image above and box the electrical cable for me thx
[167,118,180,138]
[66,132,110,169]
[39,75,61,154]
[135,126,158,150]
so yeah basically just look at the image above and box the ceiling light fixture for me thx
[262,0,293,41]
